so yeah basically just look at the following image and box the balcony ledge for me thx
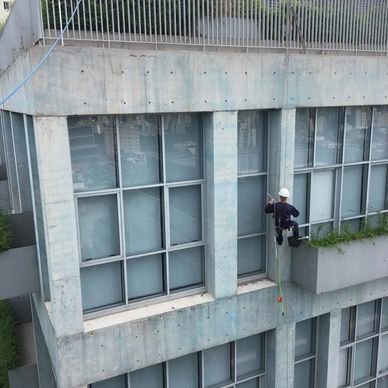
[291,235,388,294]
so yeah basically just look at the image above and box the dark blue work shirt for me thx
[264,202,299,229]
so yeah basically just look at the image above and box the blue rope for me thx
[0,0,83,107]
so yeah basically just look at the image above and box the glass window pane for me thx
[372,106,388,161]
[238,110,267,175]
[237,236,265,277]
[295,108,314,169]
[293,174,309,224]
[238,175,265,236]
[91,375,126,388]
[123,188,163,255]
[119,115,160,187]
[342,166,364,218]
[236,334,263,380]
[165,113,202,183]
[354,339,376,384]
[78,195,120,261]
[344,107,371,163]
[204,343,232,387]
[340,307,354,344]
[369,165,388,212]
[295,319,315,359]
[130,364,163,388]
[378,376,388,388]
[68,116,117,192]
[294,360,313,388]
[169,353,199,388]
[169,247,204,291]
[341,218,362,233]
[126,254,165,301]
[236,377,260,388]
[310,170,334,222]
[382,297,388,332]
[169,185,202,246]
[81,262,123,312]
[338,348,350,388]
[379,334,388,374]
[357,301,377,339]
[315,107,341,166]
[310,222,333,239]
[11,113,32,211]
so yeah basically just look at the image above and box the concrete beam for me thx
[33,116,83,337]
[205,111,238,299]
[3,47,388,115]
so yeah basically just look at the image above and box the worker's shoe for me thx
[276,234,283,245]
[288,236,301,248]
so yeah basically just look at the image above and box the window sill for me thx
[237,278,276,295]
[84,292,214,332]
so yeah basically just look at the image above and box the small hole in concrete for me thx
[81,69,84,73]
[123,101,126,104]
[350,72,352,75]
[170,71,173,74]
[204,100,207,103]
[146,70,150,74]
[292,71,294,74]
[245,71,248,75]
[273,98,276,101]
[365,72,367,75]
[225,99,228,102]
[148,101,151,104]
[171,101,174,104]
[121,70,124,74]
[225,71,228,74]
[83,102,87,105]
[308,97,311,100]
[204,71,207,74]
[309,71,312,74]
[332,97,335,99]
[273,71,276,74]
[244,98,247,102]
[363,96,366,98]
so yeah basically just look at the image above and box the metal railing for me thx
[40,0,388,53]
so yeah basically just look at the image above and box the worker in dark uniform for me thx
[265,188,300,247]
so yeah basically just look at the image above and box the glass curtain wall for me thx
[237,110,268,280]
[338,298,388,387]
[68,114,205,314]
[294,318,317,388]
[89,333,266,388]
[294,106,388,238]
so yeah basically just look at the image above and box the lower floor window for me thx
[89,333,266,388]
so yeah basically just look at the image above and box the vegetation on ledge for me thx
[0,300,17,388]
[0,213,10,253]
[308,213,388,249]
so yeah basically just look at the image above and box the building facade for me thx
[1,1,388,387]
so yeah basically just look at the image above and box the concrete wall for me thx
[2,45,388,387]
[0,0,42,72]
[3,46,388,115]
[292,237,388,294]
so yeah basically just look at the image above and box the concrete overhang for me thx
[291,236,388,294]
[2,45,388,116]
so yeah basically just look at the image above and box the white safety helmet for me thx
[278,188,290,198]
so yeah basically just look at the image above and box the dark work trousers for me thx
[276,220,299,245]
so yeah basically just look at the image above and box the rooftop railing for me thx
[39,0,388,53]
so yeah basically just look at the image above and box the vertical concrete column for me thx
[32,301,57,388]
[204,111,238,299]
[33,116,83,336]
[267,323,296,388]
[316,310,341,388]
[267,109,296,283]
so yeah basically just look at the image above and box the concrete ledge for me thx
[291,236,388,294]
[8,364,39,388]
[0,245,39,299]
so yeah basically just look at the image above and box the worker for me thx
[264,188,300,247]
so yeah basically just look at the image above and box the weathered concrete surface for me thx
[33,117,83,337]
[316,311,341,388]
[3,47,388,115]
[0,246,39,299]
[0,0,42,72]
[8,364,39,388]
[291,236,388,294]
[33,275,388,387]
[205,111,238,299]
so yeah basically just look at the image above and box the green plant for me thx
[0,213,10,253]
[0,300,17,388]
[308,213,388,249]
[0,19,6,34]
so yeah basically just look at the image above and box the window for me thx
[294,106,388,238]
[68,114,205,314]
[338,298,388,387]
[89,333,266,388]
[294,318,317,388]
[237,110,268,280]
